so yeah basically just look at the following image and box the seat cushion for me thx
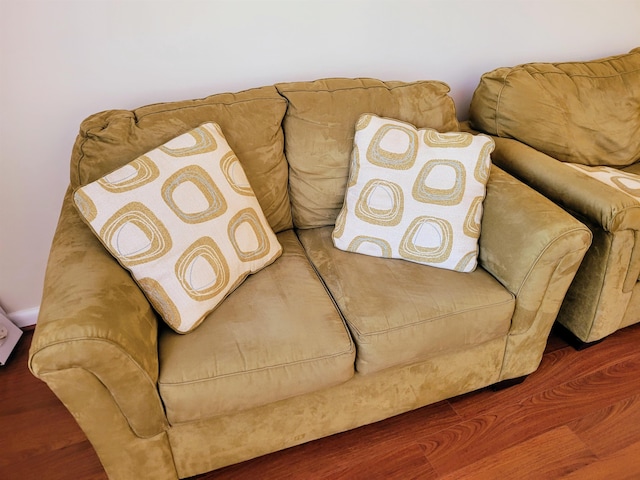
[298,227,514,375]
[158,230,355,424]
[71,85,292,232]
[275,78,459,229]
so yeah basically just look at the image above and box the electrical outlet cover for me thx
[0,314,23,365]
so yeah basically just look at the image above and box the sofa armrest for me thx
[490,136,640,233]
[480,166,591,380]
[29,188,168,438]
[480,166,592,335]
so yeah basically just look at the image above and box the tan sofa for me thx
[29,78,591,479]
[469,48,640,344]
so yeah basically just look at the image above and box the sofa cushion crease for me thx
[158,230,356,425]
[297,226,514,374]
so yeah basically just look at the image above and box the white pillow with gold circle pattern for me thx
[333,114,494,272]
[74,122,282,333]
[564,163,640,200]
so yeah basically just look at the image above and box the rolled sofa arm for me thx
[480,166,592,380]
[489,136,640,233]
[29,188,169,439]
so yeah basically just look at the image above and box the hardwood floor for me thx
[2,324,640,479]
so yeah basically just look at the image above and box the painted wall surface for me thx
[1,0,639,324]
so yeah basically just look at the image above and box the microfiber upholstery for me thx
[276,78,460,229]
[469,48,640,343]
[469,47,640,167]
[299,227,514,374]
[29,77,593,480]
[158,230,355,423]
[71,86,292,233]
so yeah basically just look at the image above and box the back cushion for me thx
[469,47,640,167]
[71,86,292,232]
[276,78,459,229]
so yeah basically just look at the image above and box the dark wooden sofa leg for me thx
[490,375,528,391]
[555,323,604,351]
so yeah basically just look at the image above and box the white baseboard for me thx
[8,307,39,328]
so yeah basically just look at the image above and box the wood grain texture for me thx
[423,357,640,474]
[559,440,640,479]
[438,426,597,480]
[568,394,640,457]
[1,323,640,480]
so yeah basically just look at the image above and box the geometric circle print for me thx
[333,207,347,239]
[138,277,182,331]
[98,156,160,193]
[221,152,254,196]
[347,147,361,188]
[347,236,392,257]
[454,251,479,272]
[355,112,373,131]
[366,123,419,170]
[612,175,640,197]
[475,142,493,184]
[73,189,97,223]
[100,201,173,266]
[463,196,484,239]
[413,159,466,206]
[564,163,640,201]
[423,130,473,148]
[399,216,454,264]
[159,124,218,157]
[228,208,272,262]
[73,122,283,333]
[175,236,230,301]
[355,179,404,226]
[332,113,494,273]
[162,165,228,224]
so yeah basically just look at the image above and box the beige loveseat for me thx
[29,78,591,479]
[469,48,640,344]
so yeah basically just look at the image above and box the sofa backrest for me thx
[469,47,640,167]
[276,78,459,229]
[70,79,461,233]
[70,86,292,233]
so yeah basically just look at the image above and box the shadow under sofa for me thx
[29,78,592,479]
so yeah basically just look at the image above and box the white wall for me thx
[1,0,639,324]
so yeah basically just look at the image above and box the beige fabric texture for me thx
[158,230,355,424]
[276,78,460,229]
[30,162,591,478]
[71,85,292,233]
[74,123,282,333]
[469,47,640,167]
[468,46,640,343]
[29,78,594,479]
[479,136,639,343]
[300,226,514,374]
[333,114,494,272]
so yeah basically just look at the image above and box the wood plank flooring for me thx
[2,323,640,479]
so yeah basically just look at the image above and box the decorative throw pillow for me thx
[565,163,640,200]
[333,114,494,272]
[73,123,282,333]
